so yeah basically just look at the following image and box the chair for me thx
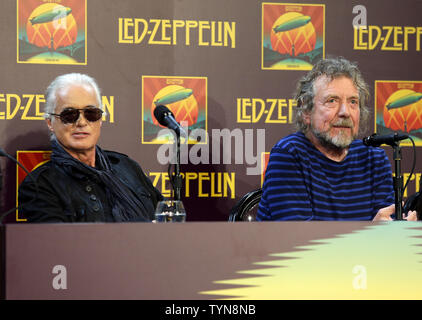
[228,188,262,222]
[404,191,421,220]
[403,177,421,220]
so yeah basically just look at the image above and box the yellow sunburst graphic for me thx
[383,89,422,132]
[26,3,77,50]
[200,223,422,299]
[151,85,198,127]
[270,12,316,57]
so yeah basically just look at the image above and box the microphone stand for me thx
[173,133,182,201]
[364,132,410,220]
[392,141,403,220]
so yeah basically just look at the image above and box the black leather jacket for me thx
[18,150,163,222]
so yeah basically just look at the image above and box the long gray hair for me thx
[294,57,370,135]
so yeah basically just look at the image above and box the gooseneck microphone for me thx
[153,105,185,200]
[153,105,187,137]
[362,133,409,147]
[0,148,39,224]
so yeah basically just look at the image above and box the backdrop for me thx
[1,0,421,222]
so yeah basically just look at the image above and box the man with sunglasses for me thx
[18,73,163,222]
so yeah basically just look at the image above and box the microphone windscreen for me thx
[153,105,174,126]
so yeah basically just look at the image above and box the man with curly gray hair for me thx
[294,57,370,140]
[257,57,417,221]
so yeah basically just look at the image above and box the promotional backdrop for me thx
[0,0,421,222]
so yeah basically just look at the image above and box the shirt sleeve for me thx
[257,145,313,221]
[18,174,68,223]
[136,163,164,207]
[125,158,164,206]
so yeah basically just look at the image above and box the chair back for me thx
[404,177,421,220]
[228,188,262,221]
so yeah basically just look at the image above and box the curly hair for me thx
[294,57,370,135]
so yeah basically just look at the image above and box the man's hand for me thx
[373,204,394,221]
[405,210,418,221]
[373,204,418,221]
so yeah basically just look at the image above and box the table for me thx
[1,221,422,300]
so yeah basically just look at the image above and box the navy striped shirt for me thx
[257,132,394,221]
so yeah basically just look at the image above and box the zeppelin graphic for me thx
[17,0,87,65]
[386,92,422,110]
[262,3,325,71]
[375,81,422,147]
[273,15,311,33]
[29,6,72,25]
[154,88,194,106]
[142,76,207,144]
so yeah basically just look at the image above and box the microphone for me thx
[363,133,409,147]
[0,148,39,224]
[153,105,187,137]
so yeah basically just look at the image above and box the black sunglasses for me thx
[49,107,104,124]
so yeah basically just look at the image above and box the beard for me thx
[310,118,357,151]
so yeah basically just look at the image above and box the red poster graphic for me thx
[261,152,270,187]
[142,76,208,144]
[375,81,422,147]
[262,2,325,70]
[17,0,87,65]
[16,150,51,221]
